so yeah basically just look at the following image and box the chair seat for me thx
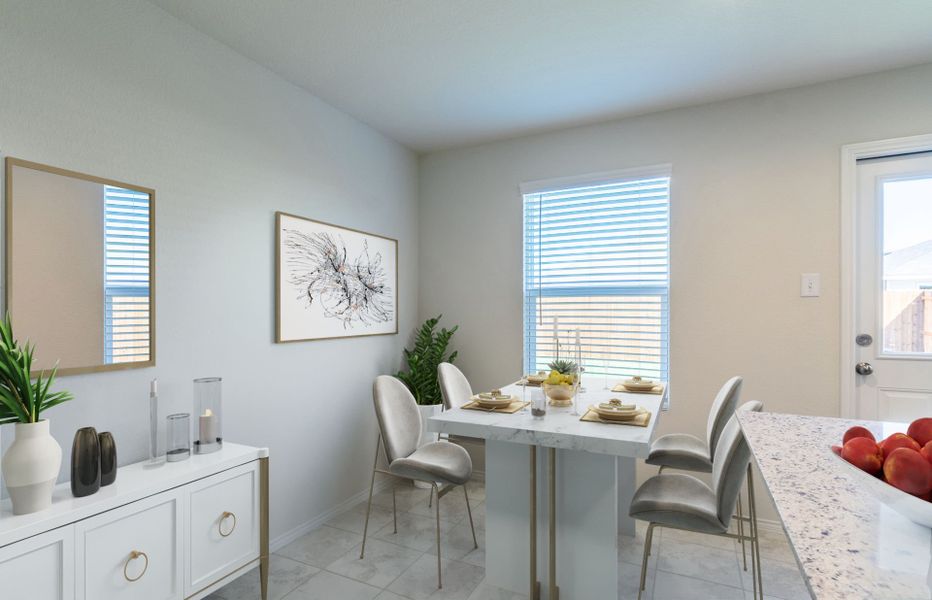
[645,433,713,473]
[389,441,472,485]
[629,473,726,534]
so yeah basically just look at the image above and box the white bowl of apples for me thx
[833,418,932,528]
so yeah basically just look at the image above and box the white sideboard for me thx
[0,442,269,600]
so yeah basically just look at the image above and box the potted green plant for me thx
[396,315,457,464]
[0,313,73,514]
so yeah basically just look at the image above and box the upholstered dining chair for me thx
[360,375,479,589]
[630,401,765,600]
[435,362,484,508]
[438,362,473,410]
[644,376,746,563]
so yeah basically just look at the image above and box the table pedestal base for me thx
[485,439,627,600]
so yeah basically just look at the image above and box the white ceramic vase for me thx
[1,420,62,515]
[413,404,442,489]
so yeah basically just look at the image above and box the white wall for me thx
[0,0,418,543]
[418,63,932,519]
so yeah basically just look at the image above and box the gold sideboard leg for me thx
[260,456,270,600]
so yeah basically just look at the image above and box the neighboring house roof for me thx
[885,240,932,282]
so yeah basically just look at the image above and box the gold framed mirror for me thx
[5,158,155,376]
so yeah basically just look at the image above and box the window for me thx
[522,168,670,383]
[104,185,151,363]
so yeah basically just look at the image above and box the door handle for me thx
[855,362,873,376]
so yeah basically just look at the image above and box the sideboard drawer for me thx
[186,461,260,595]
[76,490,183,600]
[0,526,74,600]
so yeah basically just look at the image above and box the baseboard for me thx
[270,478,392,553]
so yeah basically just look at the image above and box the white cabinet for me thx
[0,526,74,600]
[186,461,260,596]
[76,491,183,600]
[0,443,268,600]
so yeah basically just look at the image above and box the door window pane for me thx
[882,178,932,354]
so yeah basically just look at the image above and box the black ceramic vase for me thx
[71,427,100,498]
[98,431,117,487]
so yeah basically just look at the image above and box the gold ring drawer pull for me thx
[219,511,237,537]
[123,550,149,582]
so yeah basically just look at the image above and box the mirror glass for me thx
[6,158,154,375]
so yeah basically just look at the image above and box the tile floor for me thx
[208,479,810,600]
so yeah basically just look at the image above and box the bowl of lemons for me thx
[542,360,578,406]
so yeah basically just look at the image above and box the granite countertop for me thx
[427,383,663,458]
[738,411,932,600]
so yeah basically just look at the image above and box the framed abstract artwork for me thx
[276,212,398,342]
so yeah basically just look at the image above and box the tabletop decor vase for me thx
[98,431,117,487]
[71,427,100,498]
[2,420,62,514]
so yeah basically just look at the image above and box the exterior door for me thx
[854,153,932,421]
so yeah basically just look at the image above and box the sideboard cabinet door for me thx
[186,460,260,596]
[75,490,183,600]
[0,526,75,600]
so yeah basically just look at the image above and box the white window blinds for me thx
[104,185,151,364]
[523,170,670,382]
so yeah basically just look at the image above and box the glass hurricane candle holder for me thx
[193,377,223,454]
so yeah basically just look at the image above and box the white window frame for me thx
[520,164,672,383]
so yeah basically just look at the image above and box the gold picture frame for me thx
[275,211,398,343]
[5,157,156,376]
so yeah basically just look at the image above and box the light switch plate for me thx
[801,273,820,297]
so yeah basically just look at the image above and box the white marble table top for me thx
[427,382,663,457]
[738,411,932,600]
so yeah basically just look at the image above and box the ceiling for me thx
[150,1,932,152]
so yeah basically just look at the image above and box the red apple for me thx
[908,418,932,447]
[921,441,932,465]
[842,437,883,474]
[883,447,932,496]
[879,433,921,460]
[843,426,875,445]
[831,445,843,456]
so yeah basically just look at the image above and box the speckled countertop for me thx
[739,411,932,600]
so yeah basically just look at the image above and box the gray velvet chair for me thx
[436,362,485,456]
[645,376,742,473]
[360,375,478,589]
[644,376,747,564]
[438,362,472,410]
[630,400,764,600]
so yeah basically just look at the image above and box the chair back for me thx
[373,375,422,463]
[705,376,743,456]
[438,362,473,411]
[711,400,763,526]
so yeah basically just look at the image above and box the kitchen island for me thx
[738,411,932,600]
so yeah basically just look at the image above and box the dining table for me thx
[427,380,665,600]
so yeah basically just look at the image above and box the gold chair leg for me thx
[433,482,443,589]
[360,435,381,559]
[748,466,763,600]
[737,493,747,571]
[638,522,656,600]
[463,484,478,549]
